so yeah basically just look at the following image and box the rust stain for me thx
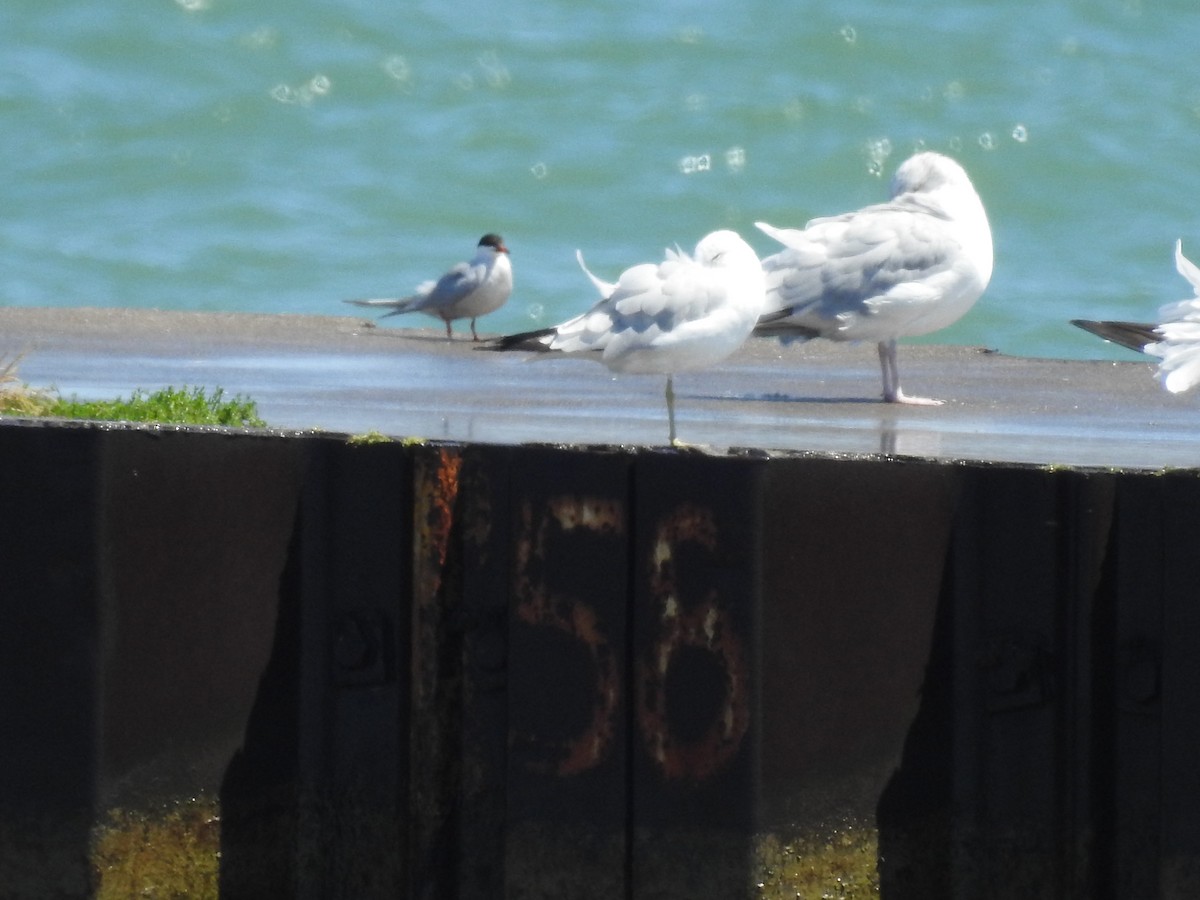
[512,495,625,777]
[410,447,464,724]
[549,495,623,534]
[639,503,751,783]
[408,447,466,858]
[413,447,464,599]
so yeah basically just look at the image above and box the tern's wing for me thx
[400,260,486,311]
[343,257,484,316]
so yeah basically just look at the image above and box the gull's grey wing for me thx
[755,204,961,335]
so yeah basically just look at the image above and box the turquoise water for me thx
[4,0,1199,359]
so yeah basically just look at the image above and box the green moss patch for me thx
[92,796,220,899]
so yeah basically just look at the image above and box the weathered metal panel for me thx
[1059,474,1116,900]
[952,467,1066,898]
[407,444,465,898]
[1102,474,1165,899]
[99,429,303,791]
[457,445,515,900]
[502,446,633,899]
[1082,470,1200,900]
[13,414,1200,898]
[315,441,412,897]
[761,457,961,827]
[0,425,103,897]
[943,468,1115,899]
[222,438,412,899]
[218,512,304,897]
[1157,473,1200,897]
[629,452,764,899]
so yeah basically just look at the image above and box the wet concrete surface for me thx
[0,306,1196,470]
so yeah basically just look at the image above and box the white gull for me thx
[483,229,765,445]
[1073,240,1200,393]
[753,152,993,404]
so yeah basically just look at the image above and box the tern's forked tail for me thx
[343,296,421,318]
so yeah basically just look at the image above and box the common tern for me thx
[345,233,512,340]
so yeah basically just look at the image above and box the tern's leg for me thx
[470,318,480,342]
[444,319,453,339]
[878,340,943,406]
[665,375,678,446]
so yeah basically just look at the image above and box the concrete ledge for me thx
[2,306,1195,468]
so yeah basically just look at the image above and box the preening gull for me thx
[482,230,765,445]
[753,152,993,404]
[1073,240,1200,393]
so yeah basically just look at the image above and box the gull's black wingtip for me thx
[1071,319,1160,354]
[752,309,821,341]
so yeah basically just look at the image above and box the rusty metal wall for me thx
[878,467,1200,899]
[0,424,305,897]
[4,420,1200,897]
[1096,473,1200,899]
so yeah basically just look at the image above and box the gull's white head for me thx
[690,230,766,324]
[890,152,992,286]
[693,229,761,270]
[889,152,975,200]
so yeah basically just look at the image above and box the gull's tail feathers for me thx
[575,250,616,297]
[477,327,558,353]
[1070,319,1159,354]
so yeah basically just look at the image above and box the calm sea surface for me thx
[4,0,1200,360]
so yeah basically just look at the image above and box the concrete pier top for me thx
[0,306,1194,470]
